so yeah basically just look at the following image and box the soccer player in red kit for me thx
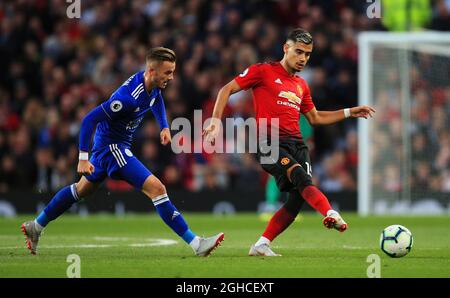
[203,28,375,256]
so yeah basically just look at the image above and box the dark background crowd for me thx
[0,0,448,194]
[371,50,450,197]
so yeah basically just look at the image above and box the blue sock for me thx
[35,184,79,227]
[152,194,196,244]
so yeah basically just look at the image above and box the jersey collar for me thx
[141,71,154,97]
[276,61,299,78]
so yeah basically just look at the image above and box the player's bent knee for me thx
[289,165,313,192]
[75,183,91,198]
[75,178,97,198]
[142,176,167,198]
[152,182,166,196]
[286,164,301,181]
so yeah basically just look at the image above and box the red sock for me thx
[262,207,296,241]
[300,185,332,216]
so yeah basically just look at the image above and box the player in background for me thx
[204,29,375,256]
[22,47,224,257]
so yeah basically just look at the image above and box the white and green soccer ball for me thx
[380,225,413,258]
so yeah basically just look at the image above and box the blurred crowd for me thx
[371,51,450,196]
[0,0,448,193]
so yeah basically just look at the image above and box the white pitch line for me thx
[0,237,178,250]
[93,236,137,241]
[129,239,178,247]
[342,245,368,250]
[0,244,112,249]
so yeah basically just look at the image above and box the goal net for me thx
[358,32,450,215]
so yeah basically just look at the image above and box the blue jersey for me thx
[92,70,168,151]
[79,70,169,188]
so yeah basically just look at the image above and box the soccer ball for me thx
[379,225,413,258]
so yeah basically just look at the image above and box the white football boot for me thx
[21,221,42,255]
[248,243,281,257]
[195,232,225,257]
[323,210,348,232]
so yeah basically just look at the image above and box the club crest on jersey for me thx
[281,157,290,165]
[278,91,301,105]
[296,85,303,97]
[110,100,123,112]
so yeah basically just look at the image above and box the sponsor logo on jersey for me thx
[110,100,123,112]
[278,91,301,105]
[277,91,302,111]
[276,100,300,111]
[126,117,144,130]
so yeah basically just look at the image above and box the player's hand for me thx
[77,160,95,176]
[203,118,221,144]
[350,105,376,119]
[160,128,171,146]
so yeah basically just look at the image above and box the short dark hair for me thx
[146,47,177,64]
[287,28,313,45]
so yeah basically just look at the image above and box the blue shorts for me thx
[85,143,152,189]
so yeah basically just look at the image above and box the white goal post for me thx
[358,32,450,216]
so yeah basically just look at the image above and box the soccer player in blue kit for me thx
[21,47,224,257]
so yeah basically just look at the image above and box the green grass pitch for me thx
[1,213,449,277]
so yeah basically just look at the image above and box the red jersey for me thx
[234,62,315,140]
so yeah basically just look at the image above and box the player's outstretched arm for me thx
[160,128,171,146]
[203,79,242,143]
[151,94,169,132]
[304,105,376,126]
[348,105,376,119]
[150,95,171,146]
[77,105,110,175]
[77,159,95,176]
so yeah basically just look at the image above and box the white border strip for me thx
[358,33,372,217]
